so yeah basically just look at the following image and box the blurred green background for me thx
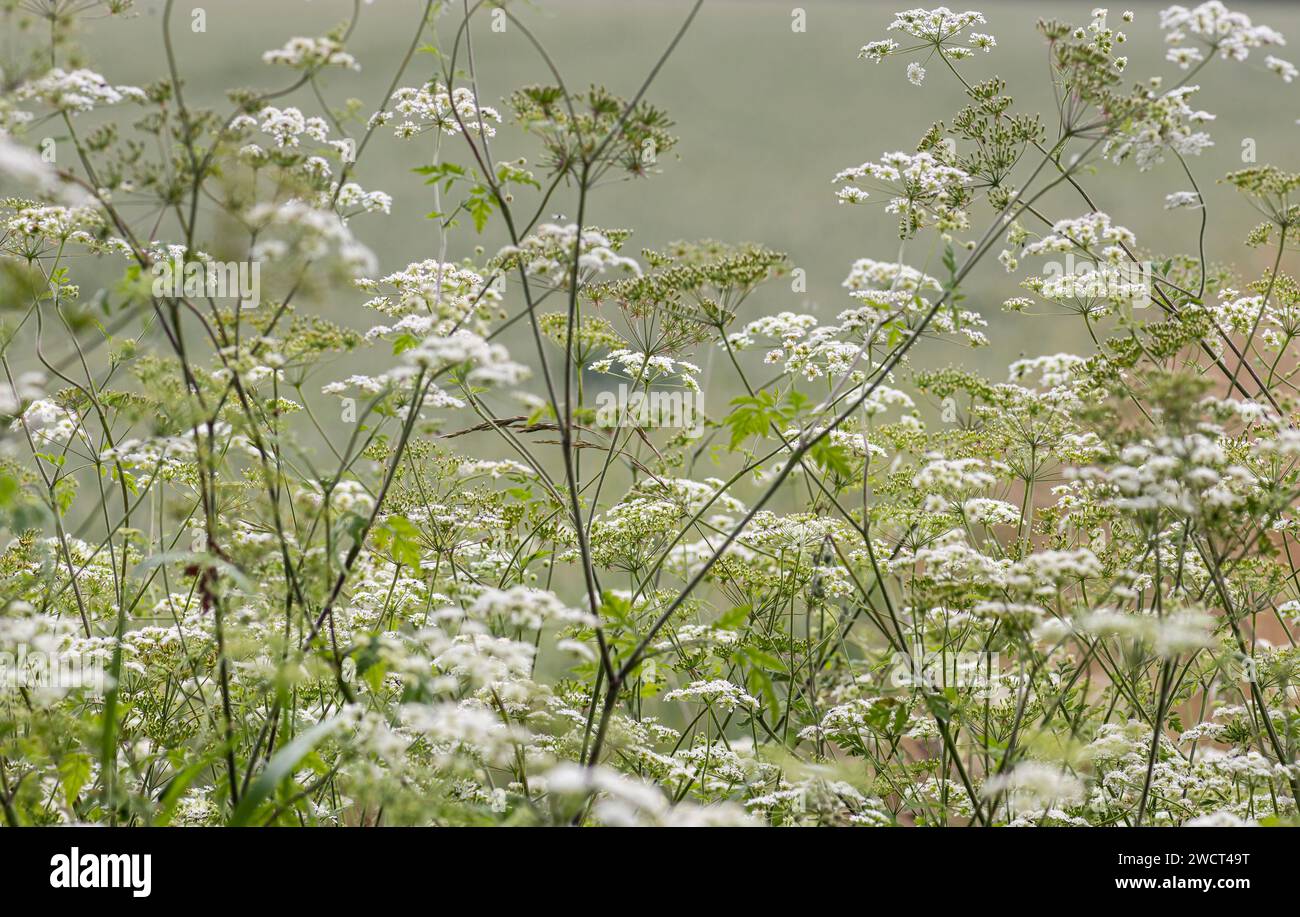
[75,0,1300,378]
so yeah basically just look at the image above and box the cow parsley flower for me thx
[262,36,360,71]
[1021,212,1137,264]
[12,399,81,446]
[588,349,699,390]
[357,259,500,339]
[664,679,759,712]
[834,151,972,235]
[889,7,989,45]
[983,762,1085,810]
[16,68,145,114]
[460,586,596,631]
[256,106,330,148]
[372,82,500,138]
[1266,55,1298,83]
[402,330,530,387]
[962,497,1022,526]
[332,182,392,215]
[1106,85,1215,170]
[1159,2,1285,64]
[859,39,899,62]
[246,199,377,274]
[496,223,640,286]
[1163,190,1202,208]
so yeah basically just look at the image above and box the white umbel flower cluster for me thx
[372,82,501,138]
[497,223,641,285]
[262,36,360,71]
[16,68,145,114]
[1160,2,1285,64]
[834,151,972,234]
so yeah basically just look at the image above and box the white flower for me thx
[914,455,1002,493]
[375,81,500,138]
[402,330,530,387]
[1105,85,1215,171]
[962,498,1021,526]
[1167,46,1204,69]
[16,68,145,114]
[1185,810,1256,827]
[664,679,759,712]
[303,479,374,516]
[496,223,640,285]
[843,258,943,294]
[1159,3,1285,64]
[459,586,596,630]
[834,151,972,234]
[262,36,359,71]
[401,700,529,768]
[357,259,499,335]
[1022,212,1136,263]
[0,136,87,204]
[245,198,376,275]
[859,39,899,62]
[546,763,756,827]
[256,106,330,148]
[983,762,1085,810]
[331,181,392,215]
[12,399,80,446]
[1163,190,1202,209]
[588,348,699,390]
[1265,55,1298,83]
[888,7,989,44]
[1008,353,1088,388]
[0,371,45,416]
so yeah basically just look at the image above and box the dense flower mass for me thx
[834,151,973,235]
[1159,2,1285,63]
[15,67,145,113]
[0,1,1298,833]
[262,36,360,71]
[372,81,501,139]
